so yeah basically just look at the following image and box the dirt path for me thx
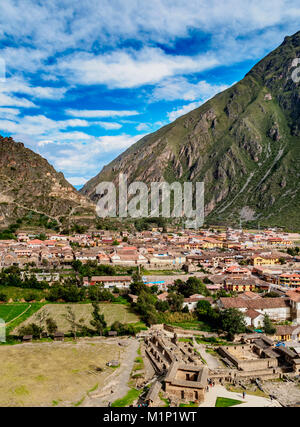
[193,338,222,369]
[83,337,140,407]
[5,304,31,326]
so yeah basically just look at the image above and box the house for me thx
[218,295,292,325]
[274,325,300,342]
[251,255,280,266]
[278,274,300,288]
[89,276,132,289]
[224,265,251,277]
[183,296,213,311]
[54,331,64,341]
[223,278,257,293]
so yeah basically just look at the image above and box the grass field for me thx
[15,303,140,334]
[111,388,142,407]
[215,397,243,407]
[0,304,31,323]
[0,286,48,301]
[0,303,45,335]
[0,340,123,406]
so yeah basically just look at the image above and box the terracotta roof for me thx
[220,297,290,310]
[275,325,300,336]
[244,309,262,319]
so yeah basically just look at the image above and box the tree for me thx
[90,302,107,336]
[130,273,148,296]
[46,317,58,335]
[263,314,276,335]
[196,300,212,318]
[0,292,8,302]
[34,308,49,338]
[63,306,78,339]
[167,292,184,312]
[155,300,170,312]
[19,323,43,338]
[177,277,210,298]
[220,308,246,340]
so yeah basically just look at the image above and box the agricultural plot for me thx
[0,304,31,324]
[0,340,124,406]
[15,303,140,334]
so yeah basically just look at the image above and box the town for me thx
[1,225,300,407]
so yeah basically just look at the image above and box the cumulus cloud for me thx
[152,77,230,101]
[167,101,203,122]
[56,47,219,88]
[66,109,140,118]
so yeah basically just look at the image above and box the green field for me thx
[0,303,46,335]
[0,286,47,301]
[215,397,243,407]
[111,388,142,407]
[0,304,31,324]
[15,303,141,334]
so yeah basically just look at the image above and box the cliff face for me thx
[0,136,95,227]
[81,31,300,230]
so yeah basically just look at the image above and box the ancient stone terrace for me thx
[144,333,200,374]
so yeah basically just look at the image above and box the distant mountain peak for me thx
[81,32,300,231]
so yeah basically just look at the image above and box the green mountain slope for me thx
[0,136,95,229]
[81,31,300,231]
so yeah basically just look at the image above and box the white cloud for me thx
[0,107,20,119]
[167,101,203,122]
[96,122,122,130]
[152,77,230,101]
[66,109,140,118]
[0,93,36,108]
[57,47,219,88]
[45,133,144,174]
[136,123,151,131]
[66,176,89,186]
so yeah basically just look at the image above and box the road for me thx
[83,337,140,407]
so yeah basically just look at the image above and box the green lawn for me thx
[169,321,213,332]
[111,388,142,407]
[0,303,46,336]
[179,402,199,407]
[215,397,243,407]
[0,304,31,323]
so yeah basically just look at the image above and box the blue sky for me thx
[0,1,300,188]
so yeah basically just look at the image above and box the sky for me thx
[0,1,300,189]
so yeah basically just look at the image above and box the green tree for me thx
[263,314,276,335]
[167,292,184,312]
[19,323,43,338]
[196,300,212,318]
[220,308,246,340]
[46,317,58,335]
[90,302,107,336]
[63,306,78,339]
[0,292,8,302]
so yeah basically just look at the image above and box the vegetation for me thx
[111,388,142,407]
[215,397,243,407]
[263,314,276,335]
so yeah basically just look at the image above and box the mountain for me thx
[81,31,300,231]
[0,136,95,229]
